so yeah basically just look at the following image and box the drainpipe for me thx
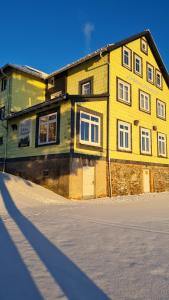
[100,50,112,198]
[0,68,10,173]
[107,52,112,198]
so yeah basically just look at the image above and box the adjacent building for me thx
[0,30,169,199]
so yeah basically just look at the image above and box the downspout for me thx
[0,68,10,173]
[100,50,112,198]
[107,52,112,198]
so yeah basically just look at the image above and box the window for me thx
[1,78,7,92]
[38,112,58,145]
[80,111,100,146]
[0,107,5,120]
[79,78,93,95]
[134,53,142,76]
[140,38,148,54]
[156,99,166,120]
[140,128,151,155]
[158,133,167,157]
[139,90,150,113]
[147,63,154,84]
[156,70,162,89]
[117,78,131,104]
[122,46,132,70]
[118,120,131,151]
[0,137,3,145]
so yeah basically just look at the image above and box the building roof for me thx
[47,30,169,87]
[6,93,108,120]
[0,64,48,80]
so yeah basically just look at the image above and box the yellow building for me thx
[0,30,169,199]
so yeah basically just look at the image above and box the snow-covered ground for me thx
[1,172,169,300]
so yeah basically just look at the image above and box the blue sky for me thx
[1,0,169,74]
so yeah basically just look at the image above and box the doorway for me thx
[143,169,150,193]
[83,166,95,199]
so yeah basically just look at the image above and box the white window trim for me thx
[147,63,154,84]
[140,128,151,155]
[134,53,142,76]
[158,133,167,157]
[117,78,131,104]
[79,111,101,146]
[118,120,131,151]
[156,70,162,89]
[157,99,166,120]
[139,90,150,113]
[122,46,132,70]
[38,112,57,145]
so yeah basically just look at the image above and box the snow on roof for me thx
[1,64,48,79]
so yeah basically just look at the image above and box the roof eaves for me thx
[1,64,48,80]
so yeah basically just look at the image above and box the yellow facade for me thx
[109,37,169,164]
[11,72,46,112]
[66,54,108,95]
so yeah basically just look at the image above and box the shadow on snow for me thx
[0,175,110,300]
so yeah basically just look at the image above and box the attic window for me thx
[1,78,7,92]
[140,38,148,54]
[122,46,132,70]
[156,70,162,89]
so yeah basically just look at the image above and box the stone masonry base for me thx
[1,156,169,199]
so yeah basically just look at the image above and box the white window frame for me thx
[122,46,132,70]
[81,81,91,95]
[147,63,154,84]
[158,133,167,157]
[139,90,150,113]
[141,38,148,54]
[80,111,101,146]
[118,120,131,151]
[140,128,151,155]
[117,78,131,104]
[38,112,57,145]
[156,70,162,89]
[134,53,142,76]
[157,99,166,120]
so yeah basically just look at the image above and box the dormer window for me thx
[1,78,7,92]
[79,77,93,95]
[141,38,148,54]
[122,46,132,70]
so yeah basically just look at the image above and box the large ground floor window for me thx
[37,111,59,146]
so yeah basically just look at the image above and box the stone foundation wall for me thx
[110,163,143,195]
[1,155,107,200]
[110,161,169,196]
[3,156,70,198]
[2,156,169,199]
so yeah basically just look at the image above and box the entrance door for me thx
[83,166,95,199]
[143,169,150,193]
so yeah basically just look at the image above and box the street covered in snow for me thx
[1,172,169,300]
